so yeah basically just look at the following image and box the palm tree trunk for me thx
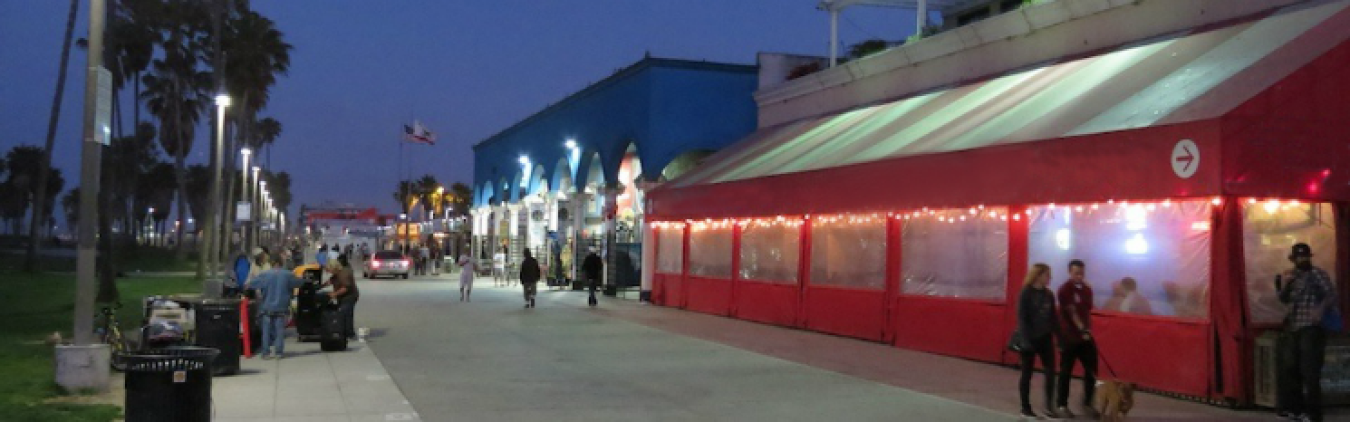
[24,0,79,273]
[133,75,140,128]
[175,150,188,260]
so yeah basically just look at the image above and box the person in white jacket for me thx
[457,254,476,302]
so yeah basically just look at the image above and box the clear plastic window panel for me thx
[739,220,802,283]
[1244,201,1337,325]
[901,207,1009,300]
[810,215,887,290]
[656,226,684,275]
[688,223,734,279]
[1027,201,1212,319]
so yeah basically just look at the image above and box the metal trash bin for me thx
[191,298,242,375]
[123,346,220,422]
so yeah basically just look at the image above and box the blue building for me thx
[470,57,758,296]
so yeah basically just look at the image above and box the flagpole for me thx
[399,124,405,254]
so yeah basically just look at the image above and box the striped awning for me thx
[672,0,1350,188]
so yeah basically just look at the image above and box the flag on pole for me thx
[403,120,436,145]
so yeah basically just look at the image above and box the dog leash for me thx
[1092,339,1120,380]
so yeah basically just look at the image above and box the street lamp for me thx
[203,92,231,282]
[253,171,263,250]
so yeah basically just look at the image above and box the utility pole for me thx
[57,0,111,394]
[74,0,107,348]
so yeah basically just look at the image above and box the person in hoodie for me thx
[519,248,542,308]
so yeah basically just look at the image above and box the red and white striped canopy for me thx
[672,0,1350,189]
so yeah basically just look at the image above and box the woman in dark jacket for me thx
[1017,263,1061,419]
[519,248,541,308]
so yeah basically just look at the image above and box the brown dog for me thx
[1094,380,1135,421]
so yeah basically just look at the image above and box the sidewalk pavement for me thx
[212,338,420,422]
[208,272,1343,421]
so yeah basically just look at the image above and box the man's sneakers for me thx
[1019,409,1043,420]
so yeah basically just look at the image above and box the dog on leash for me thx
[1094,380,1136,421]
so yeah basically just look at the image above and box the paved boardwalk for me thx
[216,272,1341,421]
[213,339,419,422]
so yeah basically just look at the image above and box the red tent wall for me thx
[643,33,1350,404]
[1211,198,1249,402]
[1216,35,1350,403]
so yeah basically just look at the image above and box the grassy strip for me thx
[0,246,197,274]
[0,271,198,421]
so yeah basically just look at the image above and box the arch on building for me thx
[526,164,547,197]
[617,142,644,185]
[550,156,575,196]
[476,182,495,207]
[579,152,607,192]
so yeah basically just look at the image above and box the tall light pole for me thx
[256,177,265,249]
[62,0,108,393]
[239,149,251,252]
[204,93,230,285]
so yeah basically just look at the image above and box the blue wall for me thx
[473,58,757,207]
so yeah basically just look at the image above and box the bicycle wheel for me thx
[108,327,130,371]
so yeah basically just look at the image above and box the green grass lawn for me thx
[0,246,197,274]
[0,270,199,421]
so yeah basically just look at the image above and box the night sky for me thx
[0,1,920,230]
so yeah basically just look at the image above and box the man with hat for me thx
[1276,242,1336,422]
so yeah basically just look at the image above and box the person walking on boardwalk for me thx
[519,248,541,308]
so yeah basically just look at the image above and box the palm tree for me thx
[253,116,281,167]
[62,188,80,237]
[104,122,160,237]
[448,182,473,218]
[5,146,53,236]
[135,163,177,245]
[217,9,290,258]
[111,0,160,137]
[24,0,79,272]
[142,0,211,260]
[184,164,211,241]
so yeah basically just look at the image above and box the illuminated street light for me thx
[565,139,577,149]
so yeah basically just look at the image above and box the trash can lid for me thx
[121,346,221,371]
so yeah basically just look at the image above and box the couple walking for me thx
[1014,260,1100,420]
[456,248,542,307]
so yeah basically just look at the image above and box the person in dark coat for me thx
[519,248,542,308]
[1016,263,1060,419]
[581,248,604,307]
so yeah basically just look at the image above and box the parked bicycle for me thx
[94,302,131,371]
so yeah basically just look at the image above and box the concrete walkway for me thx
[212,339,419,422]
[358,275,1012,421]
[212,271,1340,421]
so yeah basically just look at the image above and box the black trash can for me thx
[123,346,220,422]
[192,298,241,375]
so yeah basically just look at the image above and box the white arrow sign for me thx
[1172,139,1199,179]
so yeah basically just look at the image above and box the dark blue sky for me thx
[0,1,918,227]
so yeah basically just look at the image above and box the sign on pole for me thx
[236,202,252,222]
[92,67,112,145]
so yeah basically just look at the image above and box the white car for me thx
[363,251,411,279]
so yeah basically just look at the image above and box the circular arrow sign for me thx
[1172,139,1199,179]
